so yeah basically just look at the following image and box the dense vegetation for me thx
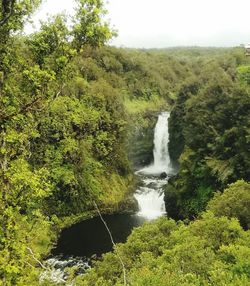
[0,0,250,285]
[165,47,250,219]
[79,212,250,285]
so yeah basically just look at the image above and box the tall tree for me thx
[0,0,41,70]
[72,0,115,51]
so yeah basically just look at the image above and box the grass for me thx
[124,94,168,115]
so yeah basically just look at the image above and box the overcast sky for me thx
[27,0,250,48]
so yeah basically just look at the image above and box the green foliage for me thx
[78,213,250,285]
[0,0,41,33]
[168,78,200,161]
[124,94,166,115]
[0,0,42,71]
[72,0,115,51]
[166,50,250,219]
[0,207,54,286]
[237,65,250,85]
[28,15,73,67]
[207,180,250,229]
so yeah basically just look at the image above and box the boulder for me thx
[160,172,167,179]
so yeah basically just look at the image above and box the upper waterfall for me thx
[153,112,171,173]
[139,112,171,175]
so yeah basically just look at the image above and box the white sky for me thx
[26,0,250,48]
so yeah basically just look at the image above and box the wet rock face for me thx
[118,194,139,213]
[146,182,158,189]
[127,114,158,168]
[163,175,183,221]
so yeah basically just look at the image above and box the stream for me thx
[41,111,175,284]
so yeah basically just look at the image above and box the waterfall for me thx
[134,182,166,219]
[153,112,171,173]
[135,112,172,219]
[139,112,171,175]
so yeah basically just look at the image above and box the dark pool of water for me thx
[52,214,147,258]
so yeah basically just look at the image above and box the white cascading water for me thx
[134,112,172,219]
[153,112,171,173]
[39,256,90,285]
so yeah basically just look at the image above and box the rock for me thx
[90,254,97,261]
[146,182,158,189]
[118,195,139,214]
[160,172,167,179]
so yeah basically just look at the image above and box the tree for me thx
[72,0,115,51]
[28,15,72,67]
[0,0,41,70]
[207,180,250,229]
[77,214,250,286]
[237,65,250,85]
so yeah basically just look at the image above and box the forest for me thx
[0,0,250,285]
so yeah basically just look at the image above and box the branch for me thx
[26,247,67,284]
[0,0,16,26]
[26,246,47,270]
[0,96,43,122]
[93,201,127,286]
[55,83,66,98]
